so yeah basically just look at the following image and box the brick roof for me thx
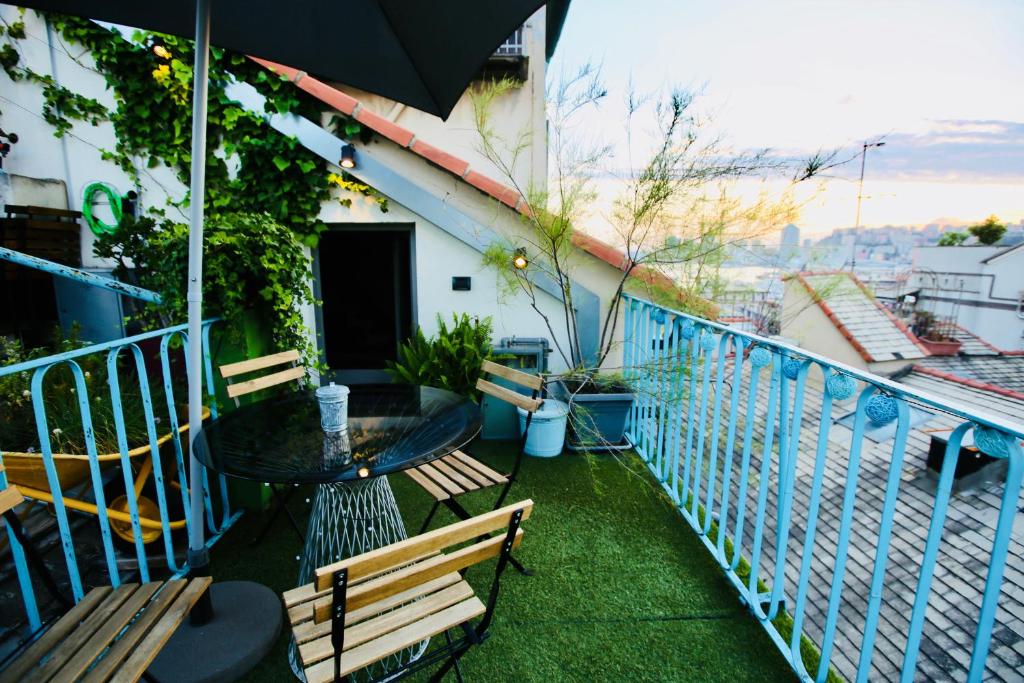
[948,324,1003,356]
[791,271,928,363]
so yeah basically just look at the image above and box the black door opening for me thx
[315,226,414,383]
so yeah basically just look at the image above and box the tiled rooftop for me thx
[796,273,927,363]
[948,325,1004,357]
[710,360,1024,681]
[914,355,1024,397]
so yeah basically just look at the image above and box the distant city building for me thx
[781,223,800,248]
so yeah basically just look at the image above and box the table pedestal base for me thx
[148,581,282,683]
[289,477,426,681]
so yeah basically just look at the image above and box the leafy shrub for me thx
[93,211,317,361]
[968,215,1006,245]
[386,314,493,398]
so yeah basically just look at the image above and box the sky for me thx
[548,0,1024,236]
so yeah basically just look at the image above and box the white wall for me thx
[782,280,868,372]
[911,245,1024,351]
[3,8,630,374]
[0,8,187,270]
[329,8,548,197]
[314,188,578,374]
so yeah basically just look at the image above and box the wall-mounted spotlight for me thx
[512,247,529,270]
[340,144,356,169]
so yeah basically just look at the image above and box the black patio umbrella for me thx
[9,0,549,678]
[15,1,547,119]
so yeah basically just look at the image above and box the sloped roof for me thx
[981,241,1024,264]
[250,57,697,309]
[913,356,1024,398]
[948,324,1003,356]
[791,272,928,363]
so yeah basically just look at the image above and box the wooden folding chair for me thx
[218,349,307,543]
[283,500,533,683]
[0,485,211,683]
[404,360,542,575]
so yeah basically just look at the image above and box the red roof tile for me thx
[787,271,929,363]
[250,56,694,305]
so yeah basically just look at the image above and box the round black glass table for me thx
[193,384,481,680]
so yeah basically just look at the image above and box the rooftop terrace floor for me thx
[210,442,795,682]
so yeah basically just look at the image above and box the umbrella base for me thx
[147,581,282,683]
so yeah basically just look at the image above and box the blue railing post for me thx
[0,319,240,633]
[618,293,1024,683]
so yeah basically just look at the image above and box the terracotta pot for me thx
[919,338,962,356]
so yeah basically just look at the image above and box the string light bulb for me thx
[512,248,528,270]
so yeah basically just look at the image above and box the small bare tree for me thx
[474,66,827,373]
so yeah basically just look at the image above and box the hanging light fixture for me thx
[512,247,529,270]
[340,144,356,169]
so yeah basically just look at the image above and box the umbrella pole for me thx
[186,0,213,624]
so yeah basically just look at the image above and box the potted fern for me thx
[385,313,494,398]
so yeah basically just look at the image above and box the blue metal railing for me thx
[622,293,1024,682]
[0,321,240,632]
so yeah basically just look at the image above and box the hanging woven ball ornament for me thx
[825,372,857,401]
[865,394,899,425]
[782,358,802,380]
[748,347,772,369]
[700,331,718,352]
[652,308,666,324]
[679,320,696,340]
[973,424,1009,459]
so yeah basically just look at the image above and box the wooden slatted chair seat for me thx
[0,486,211,683]
[405,450,508,501]
[282,500,533,683]
[404,361,542,555]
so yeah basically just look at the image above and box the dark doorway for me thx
[315,225,414,383]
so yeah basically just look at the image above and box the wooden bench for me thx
[0,486,212,683]
[406,360,541,538]
[283,500,533,683]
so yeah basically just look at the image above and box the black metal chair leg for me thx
[419,500,440,534]
[250,484,303,545]
[427,644,471,683]
[3,510,72,609]
[442,630,466,683]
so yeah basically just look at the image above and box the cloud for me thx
[846,119,1024,182]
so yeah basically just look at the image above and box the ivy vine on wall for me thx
[1,10,390,242]
[0,9,391,359]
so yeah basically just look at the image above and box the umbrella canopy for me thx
[15,0,546,119]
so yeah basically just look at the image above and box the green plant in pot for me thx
[473,69,819,451]
[386,313,494,398]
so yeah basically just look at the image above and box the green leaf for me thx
[271,155,291,171]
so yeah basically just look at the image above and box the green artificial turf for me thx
[209,442,796,682]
